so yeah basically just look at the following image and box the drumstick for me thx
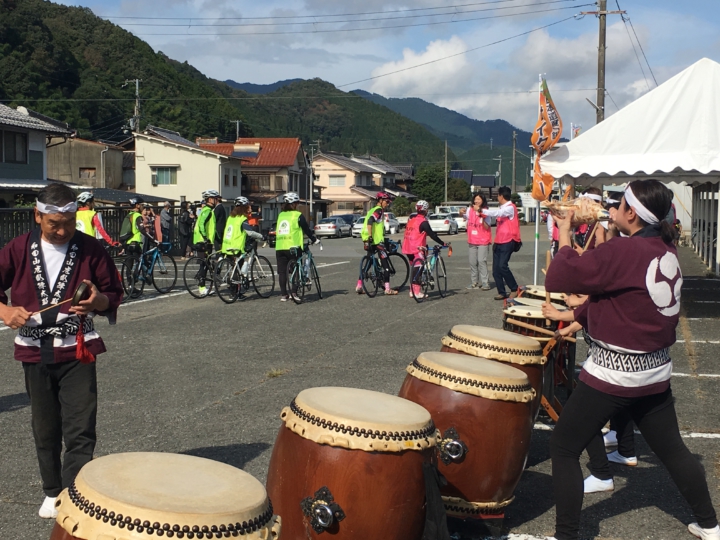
[505,318,577,343]
[579,221,600,255]
[545,251,552,325]
[33,298,73,315]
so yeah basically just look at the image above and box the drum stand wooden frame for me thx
[540,337,577,422]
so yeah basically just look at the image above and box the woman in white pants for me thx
[466,193,492,290]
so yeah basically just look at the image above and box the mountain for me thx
[224,79,303,94]
[352,90,532,154]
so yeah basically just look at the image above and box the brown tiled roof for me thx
[199,138,302,168]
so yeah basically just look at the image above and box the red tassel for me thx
[76,315,96,364]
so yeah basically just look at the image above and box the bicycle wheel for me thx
[125,256,145,298]
[251,255,275,298]
[309,259,322,300]
[152,253,178,294]
[360,255,379,298]
[116,258,135,301]
[435,255,448,298]
[215,258,241,304]
[388,252,410,290]
[411,265,430,303]
[287,260,304,304]
[184,256,214,298]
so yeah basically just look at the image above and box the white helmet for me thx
[202,189,220,199]
[283,192,300,204]
[234,196,249,206]
[416,200,429,211]
[77,191,94,204]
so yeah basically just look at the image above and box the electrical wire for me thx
[624,16,657,86]
[605,89,620,112]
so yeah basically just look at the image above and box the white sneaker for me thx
[604,430,618,447]
[607,450,638,466]
[198,285,208,297]
[39,496,57,519]
[689,523,720,539]
[583,474,614,494]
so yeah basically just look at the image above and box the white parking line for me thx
[673,372,720,378]
[314,261,350,268]
[676,340,720,344]
[120,291,188,306]
[534,423,720,439]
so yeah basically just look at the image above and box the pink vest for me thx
[552,222,559,241]
[402,214,428,255]
[466,207,492,246]
[495,203,521,244]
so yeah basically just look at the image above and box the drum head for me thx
[503,305,546,319]
[54,452,279,539]
[71,282,89,306]
[441,325,545,365]
[408,352,534,403]
[281,387,437,453]
[512,297,565,310]
[522,284,566,302]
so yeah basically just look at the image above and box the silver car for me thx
[427,213,459,234]
[352,215,366,238]
[315,217,352,238]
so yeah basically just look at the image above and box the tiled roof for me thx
[122,152,135,170]
[450,170,473,184]
[391,164,414,178]
[315,152,377,174]
[89,188,174,204]
[144,125,198,147]
[200,138,302,168]
[351,185,415,199]
[351,154,407,177]
[0,104,72,135]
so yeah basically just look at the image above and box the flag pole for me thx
[533,74,543,286]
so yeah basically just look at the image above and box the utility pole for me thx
[444,140,448,204]
[309,139,321,222]
[493,155,503,187]
[490,138,493,151]
[231,120,242,141]
[122,79,142,132]
[511,131,517,194]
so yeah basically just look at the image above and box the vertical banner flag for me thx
[531,78,563,201]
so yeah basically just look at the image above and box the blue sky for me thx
[58,0,720,132]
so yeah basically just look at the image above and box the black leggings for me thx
[276,249,299,296]
[550,381,717,540]
[586,409,636,480]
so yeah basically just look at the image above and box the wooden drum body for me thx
[521,285,567,306]
[51,452,280,540]
[503,305,558,342]
[440,325,545,419]
[266,387,438,540]
[398,352,534,519]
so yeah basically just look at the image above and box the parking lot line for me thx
[314,261,350,268]
[534,422,720,439]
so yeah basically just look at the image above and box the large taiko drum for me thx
[503,304,558,342]
[266,387,438,540]
[398,352,534,520]
[441,325,545,419]
[51,452,280,540]
[511,296,565,310]
[520,285,567,306]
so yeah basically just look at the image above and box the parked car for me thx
[427,213,459,234]
[384,212,400,234]
[333,214,358,227]
[450,212,467,231]
[315,217,352,238]
[352,216,366,238]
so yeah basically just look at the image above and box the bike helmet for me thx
[234,196,249,206]
[202,189,220,199]
[283,192,300,204]
[77,191,94,204]
[129,196,145,206]
[416,200,429,211]
[376,191,392,201]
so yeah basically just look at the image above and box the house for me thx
[0,104,73,207]
[47,137,124,189]
[133,126,243,203]
[471,174,497,199]
[390,163,415,192]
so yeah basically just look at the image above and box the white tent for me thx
[540,58,720,274]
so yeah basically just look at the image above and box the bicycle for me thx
[359,240,410,298]
[286,240,323,304]
[106,244,134,301]
[410,244,450,303]
[214,241,276,304]
[183,242,222,299]
[123,242,178,298]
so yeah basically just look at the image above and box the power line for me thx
[624,18,658,86]
[605,89,620,111]
[134,5,591,36]
[114,0,580,27]
[338,14,581,88]
[614,1,650,90]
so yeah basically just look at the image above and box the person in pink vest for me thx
[465,193,492,290]
[402,200,446,298]
[483,186,521,300]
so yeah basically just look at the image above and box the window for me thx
[79,168,97,180]
[2,130,28,164]
[249,175,271,192]
[336,202,354,210]
[224,168,230,187]
[329,175,346,187]
[151,167,177,185]
[232,169,238,187]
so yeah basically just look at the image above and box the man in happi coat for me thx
[0,183,124,519]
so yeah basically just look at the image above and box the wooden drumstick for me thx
[32,283,90,316]
[33,298,73,314]
[545,251,552,325]
[579,221,600,255]
[505,317,576,343]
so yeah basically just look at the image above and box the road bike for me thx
[122,242,177,298]
[214,241,276,304]
[359,240,410,298]
[106,244,134,302]
[410,244,450,303]
[286,240,323,304]
[183,242,222,298]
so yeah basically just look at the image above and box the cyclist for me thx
[222,196,265,267]
[357,191,397,295]
[120,196,154,256]
[76,192,119,247]
[275,192,318,302]
[402,200,447,298]
[192,190,220,296]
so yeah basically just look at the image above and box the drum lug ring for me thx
[301,486,346,534]
[437,427,468,465]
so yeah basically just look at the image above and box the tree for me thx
[447,178,471,202]
[413,164,445,207]
[392,196,413,216]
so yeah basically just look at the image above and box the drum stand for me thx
[540,336,577,422]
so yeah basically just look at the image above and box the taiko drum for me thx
[503,304,558,342]
[265,387,438,540]
[399,352,534,519]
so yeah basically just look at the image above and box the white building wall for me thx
[667,181,693,234]
[28,131,47,179]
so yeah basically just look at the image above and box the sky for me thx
[58,0,720,134]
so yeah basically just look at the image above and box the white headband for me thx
[605,197,621,205]
[624,185,659,225]
[579,193,603,202]
[36,201,77,214]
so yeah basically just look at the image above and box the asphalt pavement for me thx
[1,225,719,540]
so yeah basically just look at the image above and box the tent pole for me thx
[693,186,698,254]
[534,200,540,285]
[716,184,720,275]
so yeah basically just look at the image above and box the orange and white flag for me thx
[531,78,563,201]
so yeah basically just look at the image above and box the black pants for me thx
[492,242,518,296]
[367,243,390,283]
[23,361,98,497]
[550,381,717,540]
[586,409,636,480]
[179,233,191,257]
[276,249,299,296]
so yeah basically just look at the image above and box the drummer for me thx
[545,179,718,540]
[0,183,124,519]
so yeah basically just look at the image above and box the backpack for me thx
[119,214,133,243]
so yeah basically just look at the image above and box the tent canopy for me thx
[540,58,720,181]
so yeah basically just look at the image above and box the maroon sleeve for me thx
[573,300,589,329]
[85,238,124,324]
[545,240,625,295]
[0,237,20,306]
